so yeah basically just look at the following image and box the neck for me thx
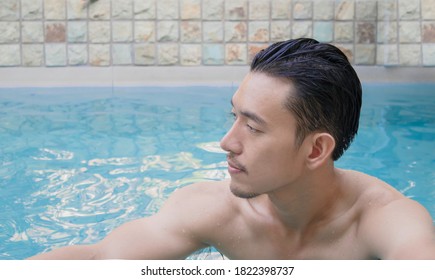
[265,165,344,231]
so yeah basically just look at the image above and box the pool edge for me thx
[0,66,434,88]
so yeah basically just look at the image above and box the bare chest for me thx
[210,218,370,260]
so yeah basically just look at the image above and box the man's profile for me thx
[29,38,435,260]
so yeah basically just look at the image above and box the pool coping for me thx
[0,66,434,87]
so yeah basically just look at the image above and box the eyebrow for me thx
[231,99,268,126]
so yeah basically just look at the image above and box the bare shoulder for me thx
[163,180,234,212]
[157,180,238,237]
[350,171,435,259]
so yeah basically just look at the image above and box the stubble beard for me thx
[229,180,261,199]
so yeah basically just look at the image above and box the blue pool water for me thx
[0,84,434,259]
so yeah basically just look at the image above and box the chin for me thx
[229,180,260,199]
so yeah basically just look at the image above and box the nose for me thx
[220,123,242,155]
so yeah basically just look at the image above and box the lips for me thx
[227,156,247,174]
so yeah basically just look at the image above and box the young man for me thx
[30,38,435,260]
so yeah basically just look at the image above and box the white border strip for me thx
[1,260,434,280]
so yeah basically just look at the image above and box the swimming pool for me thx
[0,84,434,259]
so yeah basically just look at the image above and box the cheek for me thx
[250,139,299,172]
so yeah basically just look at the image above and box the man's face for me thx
[220,72,309,198]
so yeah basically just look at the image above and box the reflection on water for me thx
[0,87,233,259]
[26,145,228,258]
[1,140,229,259]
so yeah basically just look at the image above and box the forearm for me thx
[28,244,99,260]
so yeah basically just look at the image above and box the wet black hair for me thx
[250,38,362,161]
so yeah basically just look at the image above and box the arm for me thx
[29,184,210,260]
[362,198,435,260]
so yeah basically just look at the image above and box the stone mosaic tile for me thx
[357,22,376,44]
[45,22,66,43]
[113,0,134,20]
[377,22,398,43]
[356,0,377,21]
[89,44,111,66]
[203,0,224,20]
[45,44,67,66]
[113,21,133,42]
[335,0,354,21]
[313,0,334,20]
[134,0,156,19]
[378,0,397,21]
[89,21,111,43]
[376,44,399,65]
[399,44,422,66]
[292,21,313,38]
[399,22,421,43]
[158,43,179,65]
[293,0,313,20]
[249,21,270,42]
[0,22,19,43]
[271,21,291,42]
[22,22,44,43]
[422,43,435,65]
[335,22,354,43]
[354,44,376,64]
[249,0,270,20]
[271,0,291,19]
[225,22,247,42]
[313,21,333,42]
[0,0,19,20]
[135,21,155,42]
[44,0,66,20]
[68,22,87,43]
[225,43,247,64]
[89,0,111,20]
[22,0,43,20]
[203,22,224,42]
[0,44,20,65]
[157,21,179,42]
[157,0,179,19]
[68,44,88,65]
[181,0,201,19]
[67,0,87,19]
[181,21,202,43]
[203,44,224,64]
[422,22,435,43]
[398,0,420,20]
[180,44,202,65]
[22,44,44,66]
[134,44,156,65]
[225,0,248,20]
[113,44,133,65]
[422,0,435,20]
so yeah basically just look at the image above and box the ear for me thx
[306,133,335,169]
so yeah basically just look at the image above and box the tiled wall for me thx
[0,0,434,67]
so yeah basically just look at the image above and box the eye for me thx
[247,124,261,133]
[230,112,237,120]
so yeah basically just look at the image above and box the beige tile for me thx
[158,43,179,65]
[180,44,202,65]
[399,44,422,65]
[181,0,201,19]
[225,43,247,64]
[134,44,156,65]
[23,44,44,66]
[225,0,248,20]
[89,44,111,66]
